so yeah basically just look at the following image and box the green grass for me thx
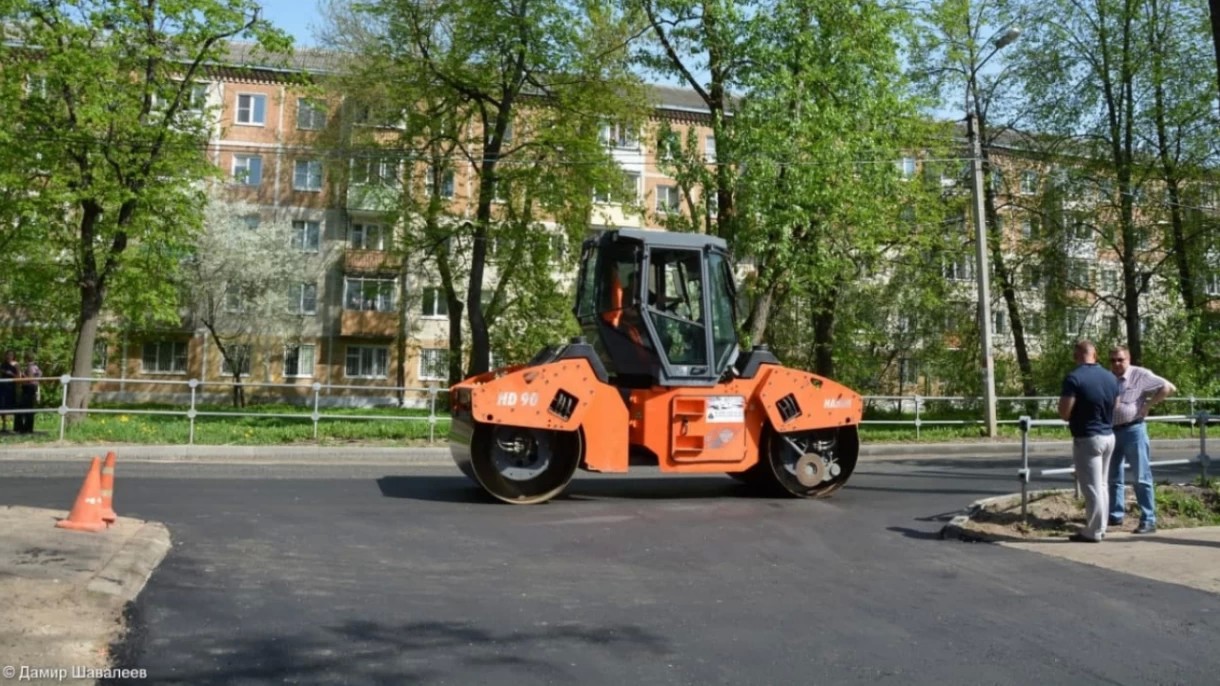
[1156,482,1220,525]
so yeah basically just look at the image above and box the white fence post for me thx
[311,382,322,440]
[57,374,70,441]
[428,388,438,444]
[187,379,199,445]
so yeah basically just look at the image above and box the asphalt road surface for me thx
[2,454,1217,685]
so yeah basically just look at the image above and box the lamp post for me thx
[967,26,1019,438]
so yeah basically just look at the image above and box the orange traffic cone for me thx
[100,451,117,525]
[55,457,107,533]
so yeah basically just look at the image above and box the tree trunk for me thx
[1210,0,1220,116]
[66,285,104,418]
[395,257,409,406]
[231,373,245,408]
[812,287,838,378]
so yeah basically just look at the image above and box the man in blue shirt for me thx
[1059,340,1120,542]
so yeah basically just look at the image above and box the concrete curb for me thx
[86,520,172,602]
[940,489,1070,542]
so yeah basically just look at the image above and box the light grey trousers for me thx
[1073,434,1116,540]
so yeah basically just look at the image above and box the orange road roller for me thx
[450,229,862,504]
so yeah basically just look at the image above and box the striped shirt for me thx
[1113,365,1168,427]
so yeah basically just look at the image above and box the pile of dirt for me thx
[963,482,1220,540]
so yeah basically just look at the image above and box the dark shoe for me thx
[1069,533,1102,543]
[1108,517,1124,527]
[1133,522,1157,534]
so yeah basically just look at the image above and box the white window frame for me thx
[224,284,248,313]
[141,341,188,375]
[181,81,209,113]
[344,277,396,312]
[1020,170,1038,196]
[294,159,323,192]
[421,286,448,318]
[296,98,327,131]
[345,345,389,379]
[92,340,108,373]
[1066,308,1089,336]
[232,154,262,186]
[352,157,397,186]
[1205,271,1220,296]
[425,167,455,198]
[235,93,267,126]
[942,254,974,281]
[419,348,449,382]
[290,220,321,253]
[288,282,317,315]
[599,122,638,149]
[656,184,681,214]
[705,135,716,163]
[351,223,385,251]
[898,157,917,179]
[283,343,316,378]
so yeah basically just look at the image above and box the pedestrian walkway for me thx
[999,527,1220,595]
[0,506,169,683]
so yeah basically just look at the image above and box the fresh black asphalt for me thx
[1,455,1217,685]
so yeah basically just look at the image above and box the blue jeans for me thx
[1108,422,1155,524]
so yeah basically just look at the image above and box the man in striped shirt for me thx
[1107,346,1177,534]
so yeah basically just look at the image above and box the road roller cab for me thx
[449,229,862,504]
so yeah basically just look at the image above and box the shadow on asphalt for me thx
[886,526,946,541]
[376,475,756,503]
[106,604,671,684]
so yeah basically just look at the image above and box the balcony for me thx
[343,249,402,275]
[340,310,398,337]
[346,183,399,213]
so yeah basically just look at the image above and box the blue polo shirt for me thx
[1061,363,1120,438]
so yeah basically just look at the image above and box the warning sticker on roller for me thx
[705,395,746,423]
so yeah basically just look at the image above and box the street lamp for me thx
[967,26,1020,438]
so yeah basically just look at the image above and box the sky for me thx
[257,0,322,47]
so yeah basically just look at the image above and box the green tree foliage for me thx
[0,0,290,413]
[319,0,646,384]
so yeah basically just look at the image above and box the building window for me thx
[290,220,321,252]
[993,309,1008,335]
[705,135,716,163]
[1066,308,1089,336]
[1024,264,1044,289]
[224,285,248,313]
[1101,269,1119,293]
[990,169,1004,193]
[898,157,917,179]
[352,157,397,186]
[1205,271,1220,296]
[656,184,681,214]
[942,254,974,281]
[220,344,252,377]
[1020,170,1038,196]
[599,122,638,149]
[294,159,323,191]
[1068,259,1092,288]
[550,234,569,264]
[297,98,327,130]
[232,155,262,186]
[235,93,266,125]
[1020,215,1040,239]
[351,223,385,251]
[183,82,208,112]
[288,283,317,315]
[284,344,315,378]
[344,277,395,312]
[1067,216,1092,242]
[419,348,449,381]
[92,340,108,373]
[141,341,187,374]
[421,287,448,317]
[242,215,260,230]
[899,358,919,386]
[345,345,388,379]
[425,167,455,198]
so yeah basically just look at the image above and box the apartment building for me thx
[92,46,720,406]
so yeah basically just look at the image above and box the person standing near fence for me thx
[1107,346,1176,534]
[15,351,41,434]
[1059,340,1120,543]
[0,350,18,433]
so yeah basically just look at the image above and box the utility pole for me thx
[968,110,998,438]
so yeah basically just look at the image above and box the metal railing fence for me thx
[1015,412,1215,520]
[3,374,1218,446]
